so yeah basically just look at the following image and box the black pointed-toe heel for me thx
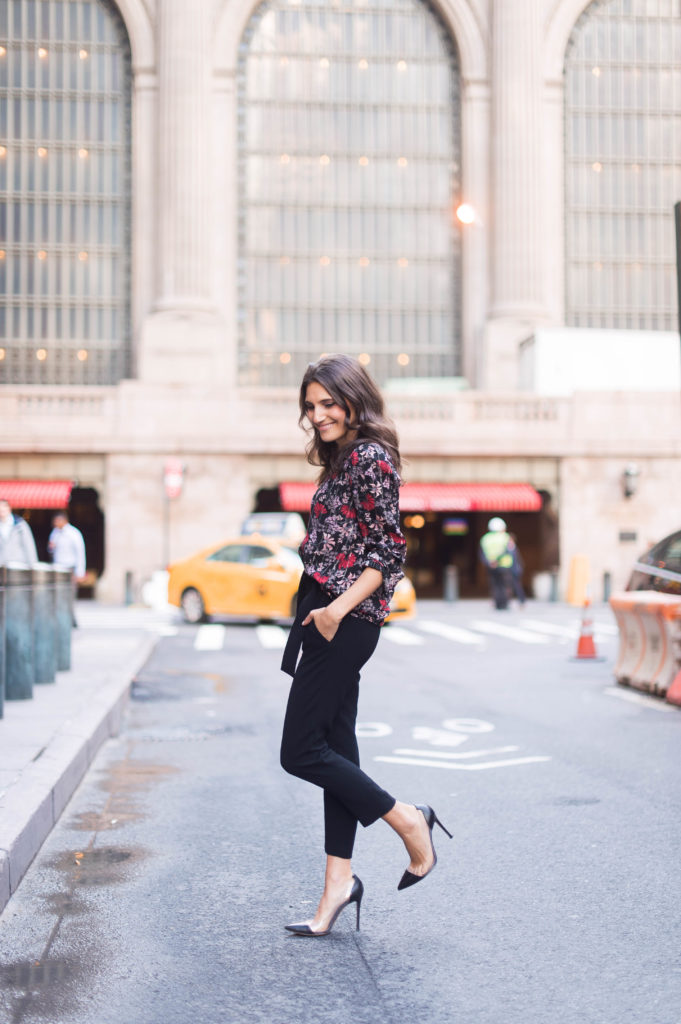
[397,804,452,891]
[285,875,364,937]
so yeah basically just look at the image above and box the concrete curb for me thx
[0,632,157,914]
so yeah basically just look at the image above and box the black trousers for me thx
[280,577,396,859]
[487,567,511,610]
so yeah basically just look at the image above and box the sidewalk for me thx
[0,603,172,915]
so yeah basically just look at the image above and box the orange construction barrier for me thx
[609,591,681,703]
[573,599,598,659]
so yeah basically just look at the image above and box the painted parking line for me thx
[416,620,486,646]
[469,620,550,645]
[194,624,226,651]
[604,687,677,713]
[255,624,288,649]
[381,626,425,646]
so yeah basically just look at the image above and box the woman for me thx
[280,354,451,937]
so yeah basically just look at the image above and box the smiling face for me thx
[303,380,357,446]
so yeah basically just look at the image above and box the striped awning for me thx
[0,480,73,509]
[279,481,542,514]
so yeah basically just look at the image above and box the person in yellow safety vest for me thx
[479,517,514,610]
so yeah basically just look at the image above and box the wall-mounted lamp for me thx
[622,463,640,499]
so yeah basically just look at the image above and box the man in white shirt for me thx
[48,511,86,625]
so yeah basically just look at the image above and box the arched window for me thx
[237,0,461,386]
[0,0,132,384]
[565,0,681,330]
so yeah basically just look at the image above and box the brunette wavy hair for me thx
[298,354,401,481]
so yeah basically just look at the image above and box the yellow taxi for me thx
[168,534,417,625]
[168,536,303,623]
[386,575,416,622]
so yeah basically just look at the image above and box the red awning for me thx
[279,481,541,513]
[0,480,73,509]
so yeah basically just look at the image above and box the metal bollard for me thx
[4,565,35,700]
[33,564,57,684]
[0,574,5,718]
[443,565,459,602]
[603,571,612,604]
[54,567,73,672]
[550,570,559,602]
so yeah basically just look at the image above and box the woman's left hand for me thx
[302,606,341,642]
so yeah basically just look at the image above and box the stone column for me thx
[155,0,211,308]
[138,0,224,384]
[484,0,548,389]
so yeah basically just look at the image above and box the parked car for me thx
[626,529,681,596]
[168,536,303,623]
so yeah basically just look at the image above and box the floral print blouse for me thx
[300,441,406,625]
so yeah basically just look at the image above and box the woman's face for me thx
[304,380,357,445]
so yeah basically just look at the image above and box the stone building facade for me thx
[1,0,680,601]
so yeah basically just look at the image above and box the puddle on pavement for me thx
[67,757,178,832]
[131,668,234,701]
[42,891,88,917]
[49,846,147,887]
[0,958,73,989]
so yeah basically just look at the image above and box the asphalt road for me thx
[1,601,680,1024]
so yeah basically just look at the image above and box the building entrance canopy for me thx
[0,481,73,509]
[279,482,542,513]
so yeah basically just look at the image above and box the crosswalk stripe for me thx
[521,619,577,639]
[416,620,485,645]
[381,626,425,646]
[469,620,550,644]
[194,624,225,651]
[255,624,288,649]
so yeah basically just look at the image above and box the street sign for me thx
[163,458,184,500]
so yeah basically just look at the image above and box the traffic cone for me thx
[571,599,603,660]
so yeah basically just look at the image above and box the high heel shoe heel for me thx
[397,804,452,891]
[285,875,364,936]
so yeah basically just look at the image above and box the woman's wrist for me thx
[326,599,346,623]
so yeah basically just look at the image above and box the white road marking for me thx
[255,624,288,649]
[417,620,485,645]
[381,626,425,646]
[604,687,677,713]
[469,620,550,645]
[394,746,520,760]
[521,619,578,639]
[441,717,495,734]
[356,722,393,738]
[412,727,468,747]
[375,754,551,771]
[194,624,226,651]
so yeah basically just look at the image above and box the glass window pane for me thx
[565,0,681,331]
[237,0,462,386]
[1,0,131,384]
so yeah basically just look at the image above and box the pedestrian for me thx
[479,517,514,610]
[48,511,86,625]
[0,497,38,566]
[509,533,526,606]
[280,354,452,937]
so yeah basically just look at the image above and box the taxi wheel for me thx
[181,587,206,624]
[289,594,298,617]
